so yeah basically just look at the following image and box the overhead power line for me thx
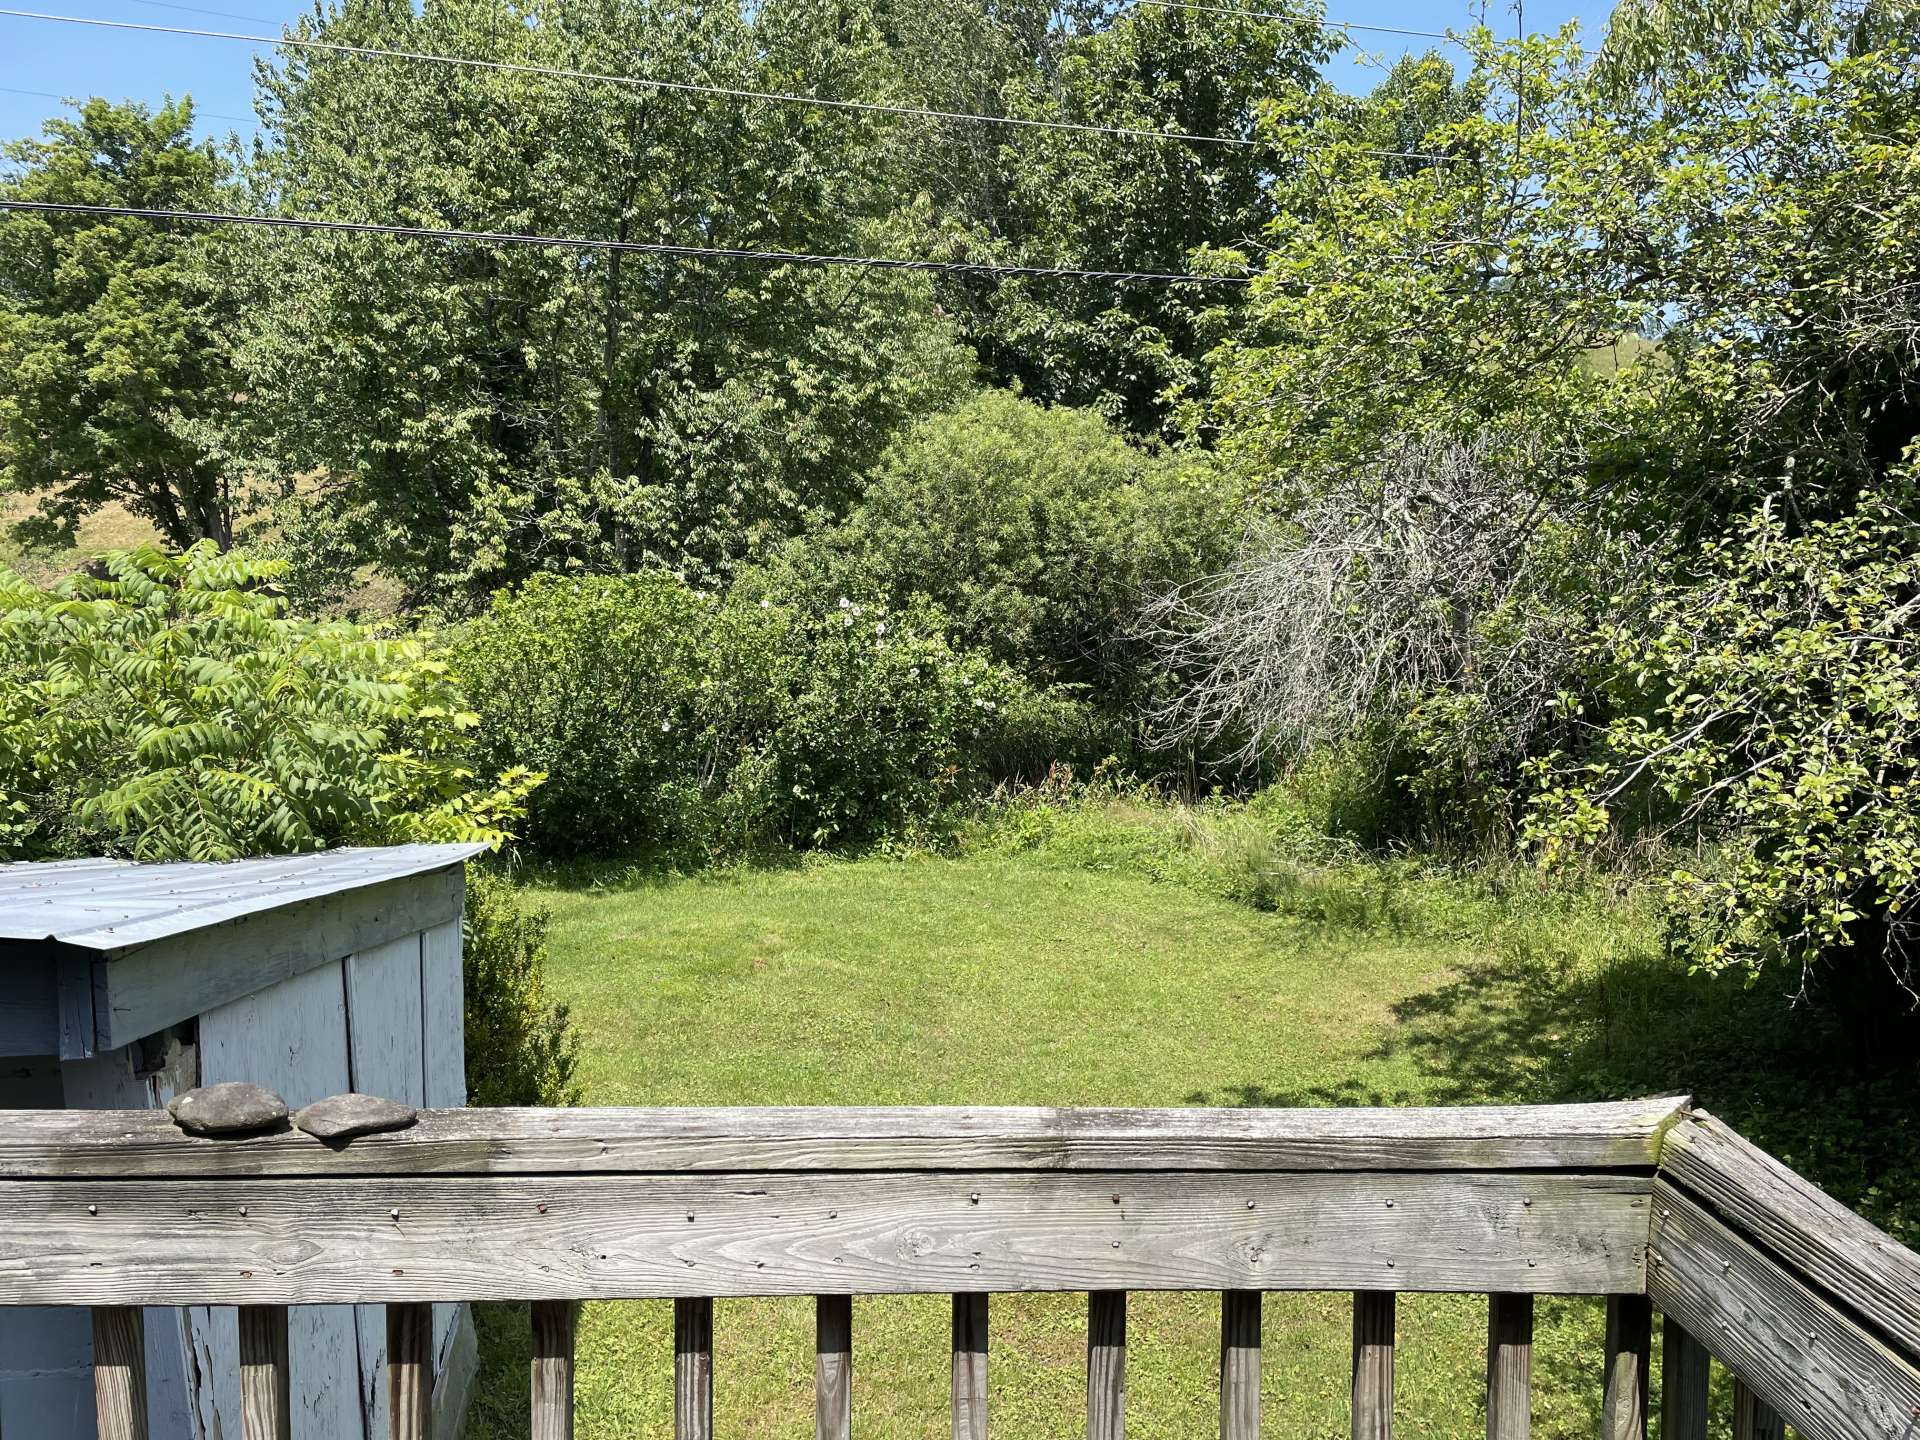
[0,7,1258,148]
[126,0,280,24]
[1126,1,1460,41]
[0,83,252,124]
[0,6,1459,160]
[0,199,1255,286]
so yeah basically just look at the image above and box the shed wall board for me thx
[420,917,467,1391]
[58,1043,198,1440]
[0,956,55,1057]
[0,1058,91,1439]
[197,960,361,1440]
[346,933,427,1440]
[98,868,463,1049]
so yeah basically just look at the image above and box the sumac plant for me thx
[0,542,540,859]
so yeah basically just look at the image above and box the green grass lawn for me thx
[466,850,1655,1439]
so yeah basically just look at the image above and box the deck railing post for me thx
[816,1295,852,1440]
[1485,1293,1532,1440]
[238,1305,293,1440]
[952,1293,988,1440]
[1658,1316,1710,1440]
[1088,1290,1126,1440]
[92,1305,149,1440]
[1732,1378,1785,1440]
[1600,1295,1650,1440]
[387,1302,433,1440]
[676,1297,714,1440]
[1220,1290,1260,1440]
[1350,1291,1394,1440]
[532,1300,578,1440]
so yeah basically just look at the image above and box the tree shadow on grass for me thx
[1190,940,1920,1241]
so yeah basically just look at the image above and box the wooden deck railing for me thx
[0,1095,1914,1438]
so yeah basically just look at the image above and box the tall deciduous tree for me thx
[236,0,971,605]
[0,98,243,549]
[935,5,1337,436]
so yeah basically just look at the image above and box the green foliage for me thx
[454,571,1080,857]
[1527,497,1920,984]
[0,543,540,860]
[447,574,708,857]
[949,6,1335,433]
[699,589,1079,850]
[757,391,1232,735]
[462,869,581,1107]
[233,0,972,603]
[1181,11,1920,997]
[0,99,244,550]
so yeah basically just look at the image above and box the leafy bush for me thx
[462,869,580,1106]
[455,572,1080,857]
[449,573,707,856]
[0,543,540,860]
[754,391,1234,731]
[1527,497,1920,1003]
[699,591,1077,849]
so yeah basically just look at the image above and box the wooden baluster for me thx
[532,1300,577,1440]
[1600,1295,1650,1440]
[1350,1291,1394,1440]
[238,1305,293,1440]
[1087,1290,1126,1440]
[1659,1316,1710,1440]
[1485,1293,1532,1440]
[92,1305,149,1440]
[1219,1290,1260,1440]
[816,1295,852,1440]
[387,1302,433,1440]
[1732,1378,1785,1440]
[676,1297,714,1440]
[952,1293,988,1440]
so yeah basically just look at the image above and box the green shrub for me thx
[1526,498,1920,999]
[0,543,539,860]
[754,391,1234,735]
[454,572,1082,857]
[700,592,1078,849]
[462,869,580,1107]
[450,573,708,857]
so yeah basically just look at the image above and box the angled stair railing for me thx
[0,1095,1913,1438]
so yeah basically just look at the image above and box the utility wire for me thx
[0,6,1459,159]
[126,0,282,24]
[0,7,1259,148]
[0,199,1255,285]
[1125,1,1459,41]
[0,82,252,123]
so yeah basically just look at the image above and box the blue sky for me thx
[0,0,1615,149]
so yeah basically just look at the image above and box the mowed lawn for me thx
[467,854,1628,1439]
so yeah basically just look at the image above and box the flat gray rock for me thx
[293,1093,419,1142]
[167,1083,289,1136]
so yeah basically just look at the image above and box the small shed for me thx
[0,843,484,1440]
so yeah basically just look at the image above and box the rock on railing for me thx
[2,1094,1914,1439]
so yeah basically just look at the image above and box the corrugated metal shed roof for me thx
[0,844,485,950]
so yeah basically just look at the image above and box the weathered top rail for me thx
[0,1098,1685,1308]
[4,1093,1919,1440]
[1648,1108,1920,1440]
[0,1095,1689,1178]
